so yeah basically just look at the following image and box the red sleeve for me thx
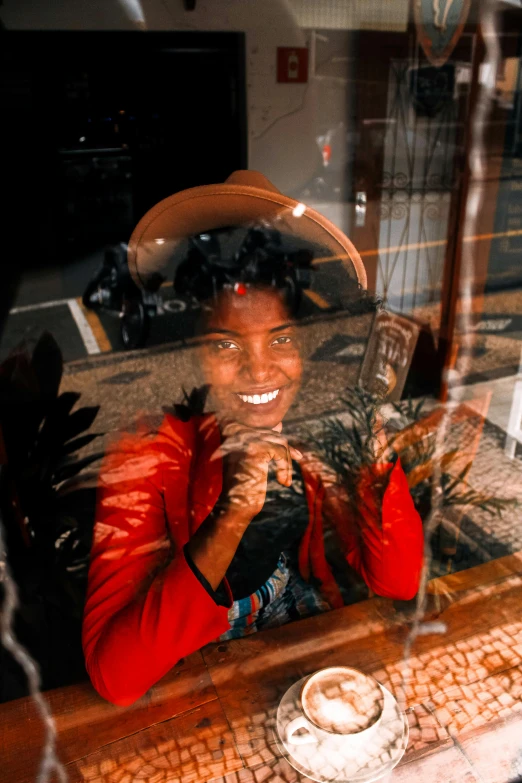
[324,459,424,601]
[82,419,231,707]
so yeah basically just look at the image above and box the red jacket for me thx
[83,413,423,706]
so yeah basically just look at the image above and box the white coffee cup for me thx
[285,666,384,748]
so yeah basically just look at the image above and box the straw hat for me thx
[127,170,366,290]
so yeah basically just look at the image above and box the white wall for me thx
[1,0,325,193]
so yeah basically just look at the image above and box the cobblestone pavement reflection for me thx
[68,599,522,782]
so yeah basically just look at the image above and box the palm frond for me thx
[308,387,515,524]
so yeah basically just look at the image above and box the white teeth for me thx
[237,389,280,405]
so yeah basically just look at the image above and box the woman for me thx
[82,172,423,706]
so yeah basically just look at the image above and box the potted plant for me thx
[311,387,516,579]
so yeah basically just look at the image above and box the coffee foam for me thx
[302,668,383,735]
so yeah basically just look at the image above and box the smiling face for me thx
[198,287,303,429]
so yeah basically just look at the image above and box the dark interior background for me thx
[0,30,246,325]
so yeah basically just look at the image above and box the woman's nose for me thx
[243,347,272,382]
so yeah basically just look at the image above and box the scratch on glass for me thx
[0,496,68,783]
[403,0,501,686]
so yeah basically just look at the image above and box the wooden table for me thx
[2,552,522,783]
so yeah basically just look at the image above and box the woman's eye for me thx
[216,340,239,351]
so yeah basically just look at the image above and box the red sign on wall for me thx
[277,47,308,83]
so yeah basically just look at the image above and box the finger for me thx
[215,432,303,467]
[274,459,290,487]
[212,433,282,465]
[210,442,241,461]
[213,429,253,458]
[243,433,302,473]
[221,429,290,456]
[221,423,289,447]
[245,440,289,485]
[270,444,292,487]
[256,433,302,464]
[254,431,293,450]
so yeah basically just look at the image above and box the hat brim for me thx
[127,182,367,291]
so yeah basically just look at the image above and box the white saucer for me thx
[274,676,408,783]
